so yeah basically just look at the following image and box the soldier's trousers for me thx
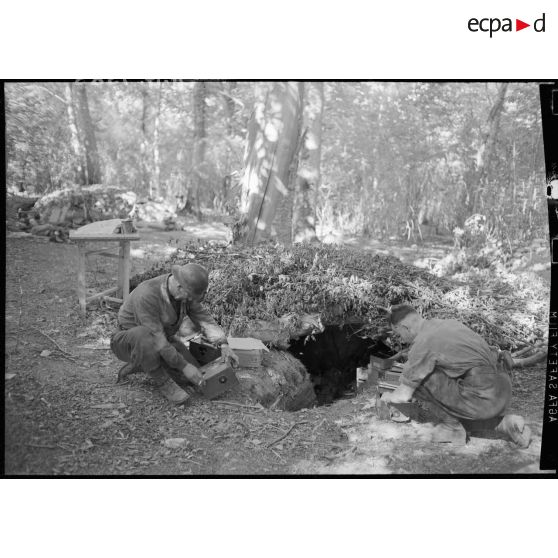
[110,326,199,383]
[394,365,512,430]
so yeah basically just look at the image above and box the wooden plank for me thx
[85,248,119,258]
[70,233,140,241]
[122,241,131,301]
[86,286,118,302]
[69,219,140,241]
[77,243,87,316]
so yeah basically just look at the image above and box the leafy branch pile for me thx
[130,242,547,350]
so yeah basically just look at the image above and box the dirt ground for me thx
[4,224,550,475]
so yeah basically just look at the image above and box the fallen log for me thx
[512,350,548,369]
[512,343,545,359]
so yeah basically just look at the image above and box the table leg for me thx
[77,242,87,316]
[118,241,131,301]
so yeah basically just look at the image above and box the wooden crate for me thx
[227,337,269,368]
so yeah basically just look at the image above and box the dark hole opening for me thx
[288,324,394,406]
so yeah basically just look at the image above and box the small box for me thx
[189,339,222,364]
[369,355,396,370]
[200,359,239,400]
[367,364,379,385]
[377,381,398,394]
[120,218,135,233]
[356,367,369,392]
[227,337,269,368]
[384,370,402,385]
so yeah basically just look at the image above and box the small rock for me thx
[80,439,94,451]
[5,373,16,380]
[40,350,52,357]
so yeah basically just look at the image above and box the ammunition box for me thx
[200,359,239,400]
[384,370,402,385]
[189,340,222,364]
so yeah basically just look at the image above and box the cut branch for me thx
[512,351,548,369]
[267,421,308,448]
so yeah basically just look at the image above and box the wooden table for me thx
[69,219,140,316]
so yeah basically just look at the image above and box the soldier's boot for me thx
[495,414,531,449]
[418,406,467,446]
[116,362,142,384]
[149,368,190,406]
[429,422,467,446]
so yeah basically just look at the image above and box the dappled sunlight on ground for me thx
[288,388,544,475]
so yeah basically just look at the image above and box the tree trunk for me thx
[218,81,238,211]
[362,99,383,236]
[223,81,237,137]
[235,82,303,246]
[153,82,162,197]
[75,84,102,184]
[140,84,156,197]
[464,83,508,215]
[191,81,207,220]
[293,82,324,243]
[64,84,86,185]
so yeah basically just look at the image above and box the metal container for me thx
[189,339,222,364]
[120,218,135,234]
[200,359,239,399]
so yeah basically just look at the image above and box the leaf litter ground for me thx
[4,229,549,475]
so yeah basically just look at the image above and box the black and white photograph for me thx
[4,80,555,475]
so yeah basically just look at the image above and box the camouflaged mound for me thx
[130,242,546,351]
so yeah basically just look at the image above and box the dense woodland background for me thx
[5,81,547,248]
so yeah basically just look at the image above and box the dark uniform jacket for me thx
[117,274,227,371]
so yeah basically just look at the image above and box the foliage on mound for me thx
[130,242,546,350]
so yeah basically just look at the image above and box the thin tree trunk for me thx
[223,81,237,137]
[363,99,382,236]
[64,83,86,185]
[75,83,102,184]
[191,81,207,221]
[152,82,162,198]
[220,81,238,210]
[235,82,303,246]
[140,84,156,197]
[293,82,323,243]
[465,83,508,215]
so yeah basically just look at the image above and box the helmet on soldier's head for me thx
[171,263,209,295]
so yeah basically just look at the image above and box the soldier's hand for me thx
[182,363,205,387]
[221,344,240,368]
[389,384,414,404]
